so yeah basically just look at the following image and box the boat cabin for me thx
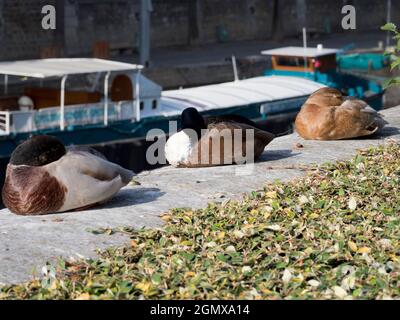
[0,58,162,135]
[261,46,339,75]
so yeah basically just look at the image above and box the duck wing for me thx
[295,100,387,140]
[337,99,388,135]
[340,99,388,130]
[67,145,107,160]
[62,151,134,184]
[204,115,260,128]
[46,152,135,211]
[186,122,274,166]
[213,122,275,146]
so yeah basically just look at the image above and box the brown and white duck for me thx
[2,135,134,215]
[295,87,387,140]
[164,107,275,167]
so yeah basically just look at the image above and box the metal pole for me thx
[386,0,392,48]
[4,75,8,95]
[104,72,111,126]
[139,0,152,67]
[302,27,308,72]
[6,112,10,135]
[135,69,141,122]
[231,55,239,82]
[60,75,68,131]
[296,0,306,32]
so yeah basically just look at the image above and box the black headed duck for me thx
[2,135,134,215]
[295,87,387,140]
[164,107,275,167]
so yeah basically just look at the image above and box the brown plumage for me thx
[165,108,275,168]
[295,87,387,140]
[3,165,67,215]
[184,122,274,167]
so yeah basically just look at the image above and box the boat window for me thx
[111,74,133,102]
[152,100,157,109]
[24,87,101,110]
[140,101,144,110]
[276,56,308,67]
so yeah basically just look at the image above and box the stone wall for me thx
[0,0,59,60]
[199,0,273,43]
[278,0,400,37]
[0,0,396,61]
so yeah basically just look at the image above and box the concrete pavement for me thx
[0,106,399,285]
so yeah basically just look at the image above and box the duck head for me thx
[10,135,66,166]
[307,87,343,107]
[181,107,207,138]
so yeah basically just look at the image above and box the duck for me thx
[164,107,275,167]
[2,135,135,216]
[295,87,387,140]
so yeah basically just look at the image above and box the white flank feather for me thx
[165,131,194,167]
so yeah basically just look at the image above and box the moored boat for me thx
[261,46,384,109]
[0,58,325,159]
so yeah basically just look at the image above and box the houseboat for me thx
[0,57,325,159]
[261,46,384,109]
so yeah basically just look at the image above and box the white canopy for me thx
[0,58,143,78]
[161,76,325,113]
[261,46,339,58]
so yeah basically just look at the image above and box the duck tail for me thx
[373,114,388,130]
[118,167,136,185]
[359,107,388,130]
[258,130,275,144]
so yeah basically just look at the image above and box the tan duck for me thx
[2,135,134,215]
[295,87,387,140]
[164,107,275,167]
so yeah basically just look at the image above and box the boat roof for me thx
[161,76,325,113]
[261,46,339,58]
[0,58,143,78]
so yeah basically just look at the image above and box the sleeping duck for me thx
[2,135,134,216]
[295,87,387,140]
[165,107,275,167]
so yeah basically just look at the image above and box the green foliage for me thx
[381,23,400,88]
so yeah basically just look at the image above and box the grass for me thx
[1,143,400,300]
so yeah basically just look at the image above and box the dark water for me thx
[0,113,295,209]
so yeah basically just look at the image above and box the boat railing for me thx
[0,111,11,134]
[0,100,140,134]
[35,100,138,130]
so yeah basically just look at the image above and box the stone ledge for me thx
[0,106,399,284]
